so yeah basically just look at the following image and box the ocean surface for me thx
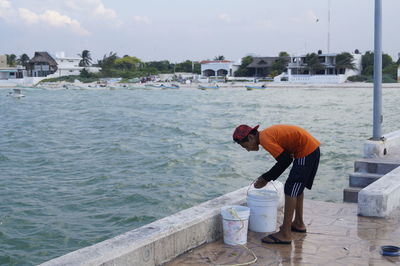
[0,85,399,265]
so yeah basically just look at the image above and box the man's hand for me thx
[254,176,268,189]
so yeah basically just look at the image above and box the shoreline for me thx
[2,81,400,89]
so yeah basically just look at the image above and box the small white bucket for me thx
[247,189,278,232]
[220,205,250,245]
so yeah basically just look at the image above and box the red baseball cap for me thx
[233,124,259,142]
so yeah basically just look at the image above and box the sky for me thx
[1,0,399,63]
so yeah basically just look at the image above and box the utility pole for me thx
[373,0,382,140]
[327,0,331,53]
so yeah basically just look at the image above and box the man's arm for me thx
[261,150,293,182]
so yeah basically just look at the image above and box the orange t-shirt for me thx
[259,125,320,159]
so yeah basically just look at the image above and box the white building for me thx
[0,54,25,80]
[275,52,362,83]
[398,65,400,83]
[200,60,239,78]
[48,52,100,78]
[53,52,81,76]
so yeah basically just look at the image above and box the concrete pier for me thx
[40,130,400,265]
[41,182,400,265]
[344,130,400,206]
[168,200,400,265]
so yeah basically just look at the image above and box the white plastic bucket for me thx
[220,205,250,245]
[247,189,278,232]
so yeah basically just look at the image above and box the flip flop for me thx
[261,235,291,245]
[291,226,307,233]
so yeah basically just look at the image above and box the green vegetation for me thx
[17,54,30,67]
[234,56,255,77]
[304,53,324,74]
[6,54,17,67]
[348,51,398,83]
[214,55,225,61]
[11,49,399,83]
[270,51,290,77]
[78,50,92,67]
[37,51,203,83]
[39,75,98,83]
[336,52,355,72]
[95,52,201,79]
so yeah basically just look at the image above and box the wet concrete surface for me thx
[166,200,400,265]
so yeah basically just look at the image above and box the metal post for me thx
[373,0,382,140]
[327,0,331,53]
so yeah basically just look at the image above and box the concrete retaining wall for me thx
[363,129,400,158]
[41,182,284,266]
[358,166,400,217]
[40,187,249,266]
[357,129,400,217]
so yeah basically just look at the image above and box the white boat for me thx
[161,84,179,89]
[198,84,219,90]
[7,89,25,98]
[245,85,268,90]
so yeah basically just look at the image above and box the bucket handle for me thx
[246,177,278,196]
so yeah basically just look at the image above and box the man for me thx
[233,124,320,244]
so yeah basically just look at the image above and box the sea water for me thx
[0,86,399,264]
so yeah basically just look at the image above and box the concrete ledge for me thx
[358,166,400,217]
[41,182,284,266]
[40,187,249,266]
[363,129,400,158]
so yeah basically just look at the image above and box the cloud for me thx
[0,0,10,9]
[18,8,89,36]
[0,0,12,20]
[133,15,150,24]
[218,13,231,23]
[18,8,39,24]
[94,1,117,19]
[66,0,117,20]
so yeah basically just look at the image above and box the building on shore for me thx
[26,52,58,77]
[246,57,283,78]
[0,51,101,86]
[50,52,100,78]
[0,54,26,79]
[26,51,100,78]
[200,60,239,81]
[274,51,362,83]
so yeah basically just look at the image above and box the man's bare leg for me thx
[263,195,296,242]
[292,192,306,231]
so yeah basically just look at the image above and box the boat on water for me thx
[198,84,219,90]
[144,84,179,89]
[160,84,179,89]
[144,84,160,89]
[7,89,25,98]
[245,85,268,90]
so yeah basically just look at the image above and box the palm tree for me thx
[78,50,92,67]
[18,54,30,67]
[271,51,290,75]
[304,53,324,74]
[214,55,225,61]
[6,54,17,67]
[335,52,355,73]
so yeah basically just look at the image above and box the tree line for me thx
[4,50,399,82]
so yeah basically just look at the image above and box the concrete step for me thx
[354,159,400,175]
[349,172,382,188]
[343,187,362,203]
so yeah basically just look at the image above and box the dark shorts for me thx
[284,147,320,197]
